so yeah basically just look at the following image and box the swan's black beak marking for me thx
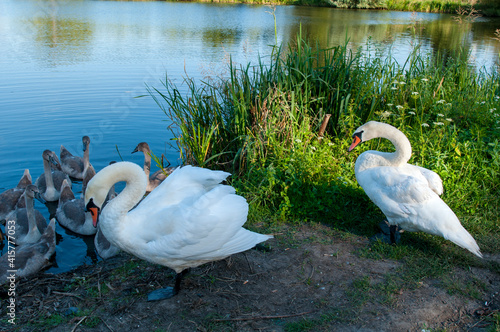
[349,131,363,152]
[49,155,59,167]
[85,198,100,228]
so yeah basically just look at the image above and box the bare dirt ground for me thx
[1,223,499,332]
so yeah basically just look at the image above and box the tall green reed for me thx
[149,33,499,235]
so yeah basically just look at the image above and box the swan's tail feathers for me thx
[58,179,74,204]
[217,228,273,258]
[446,228,482,258]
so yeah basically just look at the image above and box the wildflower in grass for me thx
[396,105,404,110]
[446,103,452,107]
[437,113,444,117]
[495,95,499,100]
[392,80,399,84]
[434,122,444,126]
[295,139,302,143]
[436,100,446,104]
[412,92,419,96]
[380,111,392,119]
[446,118,453,122]
[421,123,429,127]
[481,101,486,104]
[391,87,398,90]
[490,108,497,112]
[408,111,416,115]
[387,103,393,107]
[421,78,428,82]
[311,146,317,151]
[399,81,406,85]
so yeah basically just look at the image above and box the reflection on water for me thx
[0,0,499,273]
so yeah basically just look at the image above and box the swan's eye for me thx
[85,198,99,214]
[352,130,364,139]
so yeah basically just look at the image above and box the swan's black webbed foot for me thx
[147,269,190,301]
[370,221,403,245]
[147,287,177,301]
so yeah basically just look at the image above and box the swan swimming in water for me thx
[0,218,56,284]
[56,179,96,235]
[84,161,272,299]
[349,121,481,257]
[0,169,32,222]
[132,142,173,192]
[60,136,93,180]
[35,150,72,202]
[9,184,47,245]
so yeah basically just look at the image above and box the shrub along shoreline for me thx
[195,0,500,17]
[149,33,499,257]
[149,33,499,330]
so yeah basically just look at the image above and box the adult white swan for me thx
[349,121,481,258]
[84,162,272,300]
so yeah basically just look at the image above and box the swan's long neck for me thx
[142,152,151,178]
[97,163,147,228]
[25,194,39,234]
[387,130,411,165]
[376,124,412,166]
[83,143,90,172]
[43,158,55,190]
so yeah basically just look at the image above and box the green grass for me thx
[150,31,499,245]
[149,33,499,330]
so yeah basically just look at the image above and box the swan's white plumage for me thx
[85,162,272,273]
[350,121,481,257]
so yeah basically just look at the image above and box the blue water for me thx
[1,0,499,273]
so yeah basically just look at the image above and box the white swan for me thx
[56,179,96,235]
[84,162,272,299]
[132,142,173,192]
[0,169,32,222]
[349,121,481,257]
[60,136,94,180]
[0,218,56,284]
[35,150,72,202]
[9,184,47,245]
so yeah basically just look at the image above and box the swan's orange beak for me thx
[349,134,362,152]
[89,207,99,227]
[85,198,100,227]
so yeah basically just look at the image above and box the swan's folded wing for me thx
[359,167,437,218]
[410,165,443,195]
[143,184,251,260]
[139,165,231,209]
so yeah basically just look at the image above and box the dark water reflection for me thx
[0,0,499,273]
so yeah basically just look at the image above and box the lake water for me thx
[1,0,499,273]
